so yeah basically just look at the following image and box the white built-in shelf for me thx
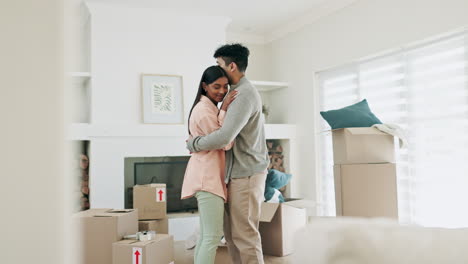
[68,124,186,139]
[251,80,289,92]
[66,124,297,140]
[68,71,91,86]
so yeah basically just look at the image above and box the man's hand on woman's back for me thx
[220,90,238,111]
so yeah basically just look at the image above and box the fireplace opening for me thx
[124,156,197,213]
[123,140,290,212]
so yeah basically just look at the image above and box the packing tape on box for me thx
[123,231,156,241]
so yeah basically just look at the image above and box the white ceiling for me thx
[85,0,357,42]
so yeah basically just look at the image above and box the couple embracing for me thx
[181,43,269,264]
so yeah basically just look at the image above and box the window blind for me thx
[317,31,468,227]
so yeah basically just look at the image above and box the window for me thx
[317,31,468,228]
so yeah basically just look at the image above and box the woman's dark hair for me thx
[188,65,228,135]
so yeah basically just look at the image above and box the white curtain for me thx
[317,31,468,228]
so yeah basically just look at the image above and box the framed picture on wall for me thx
[141,74,184,124]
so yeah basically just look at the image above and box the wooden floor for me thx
[174,241,293,264]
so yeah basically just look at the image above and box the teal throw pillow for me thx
[264,187,285,202]
[266,169,292,189]
[264,186,275,201]
[320,99,382,129]
[264,169,291,203]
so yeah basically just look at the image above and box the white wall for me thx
[240,42,272,81]
[89,3,229,125]
[86,3,230,208]
[225,33,272,81]
[266,0,468,202]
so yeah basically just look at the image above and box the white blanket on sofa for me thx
[293,217,468,264]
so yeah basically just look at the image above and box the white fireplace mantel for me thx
[68,123,296,140]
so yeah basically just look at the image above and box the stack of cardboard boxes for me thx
[133,184,169,235]
[74,182,309,262]
[332,127,399,218]
[73,183,174,264]
[73,209,139,264]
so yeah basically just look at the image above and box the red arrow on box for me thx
[134,250,140,264]
[158,190,164,201]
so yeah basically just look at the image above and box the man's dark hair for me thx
[213,43,250,72]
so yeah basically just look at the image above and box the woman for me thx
[181,65,237,264]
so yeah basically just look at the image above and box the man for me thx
[187,43,269,264]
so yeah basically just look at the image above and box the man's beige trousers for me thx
[223,172,267,264]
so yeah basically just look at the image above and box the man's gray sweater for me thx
[187,77,269,181]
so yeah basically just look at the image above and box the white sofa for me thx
[293,217,468,264]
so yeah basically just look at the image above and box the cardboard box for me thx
[133,184,167,220]
[215,246,232,264]
[332,127,395,164]
[334,163,398,218]
[259,200,307,257]
[214,244,295,263]
[139,218,169,234]
[73,208,138,264]
[112,234,174,264]
[173,240,194,264]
